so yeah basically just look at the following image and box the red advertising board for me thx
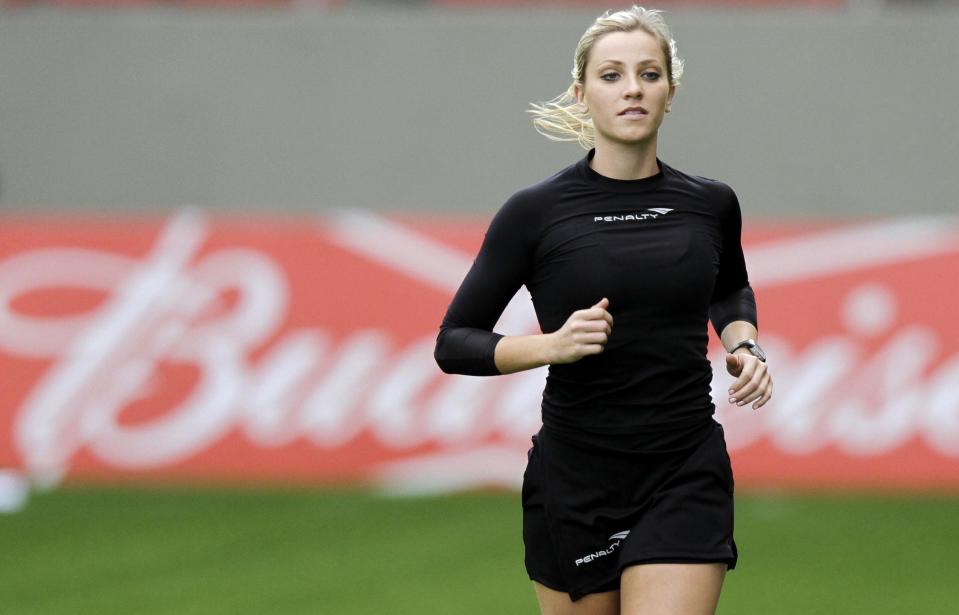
[0,0,339,7]
[1,209,958,494]
[435,1,841,7]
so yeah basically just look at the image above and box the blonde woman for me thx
[435,6,772,614]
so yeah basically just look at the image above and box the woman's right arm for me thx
[437,295,614,375]
[493,298,613,374]
[434,193,613,376]
[434,195,534,376]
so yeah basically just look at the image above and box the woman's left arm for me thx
[709,184,772,410]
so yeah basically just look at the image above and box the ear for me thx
[574,83,589,114]
[666,84,676,109]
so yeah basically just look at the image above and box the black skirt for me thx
[522,419,737,601]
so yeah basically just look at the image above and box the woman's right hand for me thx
[548,297,614,364]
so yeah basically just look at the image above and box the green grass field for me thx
[0,487,956,614]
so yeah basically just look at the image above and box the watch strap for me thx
[730,339,766,362]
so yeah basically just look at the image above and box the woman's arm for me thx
[710,186,771,410]
[494,297,614,374]
[719,319,758,354]
[435,192,537,376]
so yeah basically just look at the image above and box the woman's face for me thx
[576,29,676,150]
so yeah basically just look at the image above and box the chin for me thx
[609,133,656,147]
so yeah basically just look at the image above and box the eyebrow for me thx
[596,59,662,68]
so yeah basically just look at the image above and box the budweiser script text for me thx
[1,211,958,490]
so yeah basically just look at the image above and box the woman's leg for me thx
[533,581,620,615]
[619,563,726,615]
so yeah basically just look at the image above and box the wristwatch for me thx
[730,339,766,362]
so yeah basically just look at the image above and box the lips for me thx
[619,106,649,116]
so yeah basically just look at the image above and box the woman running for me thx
[435,6,773,614]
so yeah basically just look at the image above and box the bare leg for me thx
[620,563,726,615]
[533,581,620,615]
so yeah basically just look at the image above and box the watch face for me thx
[748,342,766,362]
[735,339,766,362]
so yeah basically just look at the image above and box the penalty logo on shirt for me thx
[593,208,674,223]
[574,530,631,566]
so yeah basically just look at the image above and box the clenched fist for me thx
[548,297,614,364]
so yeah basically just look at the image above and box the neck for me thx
[589,137,660,180]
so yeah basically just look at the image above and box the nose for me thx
[623,75,643,98]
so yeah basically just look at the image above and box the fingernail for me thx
[728,398,736,404]
[728,389,734,395]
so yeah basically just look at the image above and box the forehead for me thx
[588,29,666,67]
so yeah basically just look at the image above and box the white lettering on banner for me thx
[828,327,935,456]
[712,293,945,457]
[299,330,389,448]
[425,374,494,445]
[366,338,441,449]
[760,338,855,454]
[244,330,331,447]
[489,369,547,441]
[0,249,131,357]
[1,209,958,489]
[925,356,959,456]
[3,210,284,484]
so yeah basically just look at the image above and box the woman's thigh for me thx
[619,563,726,615]
[533,581,620,615]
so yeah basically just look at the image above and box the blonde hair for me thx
[528,6,684,150]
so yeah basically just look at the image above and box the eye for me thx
[641,71,661,81]
[600,72,619,82]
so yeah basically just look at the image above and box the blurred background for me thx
[1,0,958,613]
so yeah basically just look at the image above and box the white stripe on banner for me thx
[323,209,472,293]
[746,216,959,286]
[323,208,538,335]
[326,209,959,290]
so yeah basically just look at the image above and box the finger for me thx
[746,363,767,389]
[728,360,755,399]
[570,323,611,340]
[729,375,757,404]
[740,394,761,407]
[600,312,613,328]
[574,332,609,346]
[581,306,614,326]
[602,310,614,328]
[736,366,768,404]
[573,319,612,332]
[753,378,773,409]
[590,298,614,327]
[580,343,605,356]
[741,372,771,406]
[734,385,758,406]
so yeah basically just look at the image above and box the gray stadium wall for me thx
[0,5,957,217]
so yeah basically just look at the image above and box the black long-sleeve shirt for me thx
[435,151,756,451]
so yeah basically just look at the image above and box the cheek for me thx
[585,89,615,113]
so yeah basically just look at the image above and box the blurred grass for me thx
[0,487,956,614]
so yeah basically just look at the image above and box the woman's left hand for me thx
[725,353,772,410]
